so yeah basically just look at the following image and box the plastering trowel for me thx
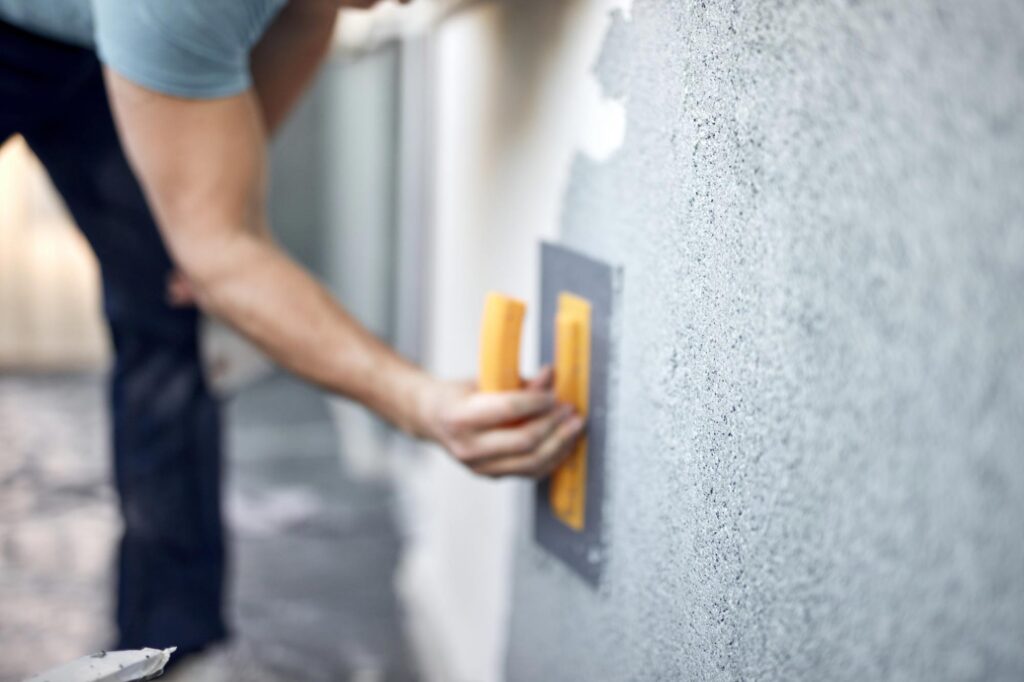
[477,245,617,587]
[23,648,175,682]
[535,242,617,586]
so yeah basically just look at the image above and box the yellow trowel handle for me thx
[550,292,592,531]
[478,292,526,392]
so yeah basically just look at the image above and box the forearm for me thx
[188,226,432,436]
[102,29,583,479]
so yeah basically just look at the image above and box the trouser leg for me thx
[1,19,229,653]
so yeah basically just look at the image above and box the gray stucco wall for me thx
[507,1,1024,680]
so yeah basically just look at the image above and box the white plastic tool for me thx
[24,648,176,682]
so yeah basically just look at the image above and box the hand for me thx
[420,366,586,479]
[166,270,197,307]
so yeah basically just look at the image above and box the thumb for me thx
[523,365,554,391]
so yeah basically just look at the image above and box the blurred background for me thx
[2,0,1023,681]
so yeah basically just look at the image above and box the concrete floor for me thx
[0,371,416,681]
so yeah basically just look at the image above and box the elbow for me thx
[162,222,246,312]
[155,195,270,313]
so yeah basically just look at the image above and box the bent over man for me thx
[0,0,584,664]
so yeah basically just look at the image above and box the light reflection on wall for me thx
[0,137,109,370]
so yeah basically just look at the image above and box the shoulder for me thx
[92,0,287,99]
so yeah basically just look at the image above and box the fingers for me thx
[444,389,556,432]
[166,271,196,307]
[472,413,586,479]
[433,365,585,479]
[454,404,573,463]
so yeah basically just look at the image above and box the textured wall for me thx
[507,1,1024,680]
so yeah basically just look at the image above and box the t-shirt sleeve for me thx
[91,0,284,99]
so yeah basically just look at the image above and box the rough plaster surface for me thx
[507,1,1024,680]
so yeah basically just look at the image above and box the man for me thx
[0,0,584,667]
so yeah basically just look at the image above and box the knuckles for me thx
[510,433,537,454]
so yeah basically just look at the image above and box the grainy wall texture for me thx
[506,1,1024,680]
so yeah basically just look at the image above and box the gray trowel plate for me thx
[535,242,618,587]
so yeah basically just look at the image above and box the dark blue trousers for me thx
[1,20,227,654]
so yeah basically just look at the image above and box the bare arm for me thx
[251,0,338,134]
[102,69,583,477]
[251,0,412,133]
[105,76,432,430]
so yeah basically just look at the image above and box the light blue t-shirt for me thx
[0,0,287,98]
